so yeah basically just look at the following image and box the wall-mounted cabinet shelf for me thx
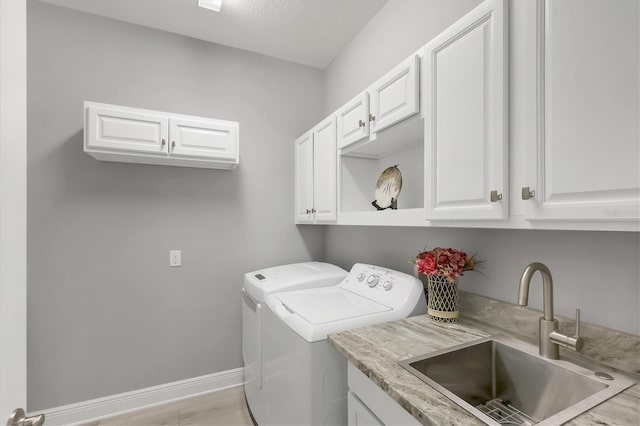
[294,0,639,232]
[337,51,424,219]
[84,102,239,170]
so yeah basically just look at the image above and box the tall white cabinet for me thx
[523,0,640,222]
[295,117,338,224]
[295,132,315,223]
[423,0,508,221]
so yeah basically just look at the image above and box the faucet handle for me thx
[549,308,584,353]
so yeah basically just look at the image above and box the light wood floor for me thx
[82,385,254,426]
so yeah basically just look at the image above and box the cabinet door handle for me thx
[306,209,311,214]
[521,187,535,200]
[311,208,317,213]
[358,119,365,128]
[369,114,376,122]
[161,139,166,147]
[171,141,176,150]
[490,190,503,202]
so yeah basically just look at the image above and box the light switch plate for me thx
[169,250,181,267]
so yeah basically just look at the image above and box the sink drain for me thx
[476,399,538,425]
[595,371,614,380]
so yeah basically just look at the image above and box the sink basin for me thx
[399,335,634,425]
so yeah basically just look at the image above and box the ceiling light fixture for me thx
[198,0,222,12]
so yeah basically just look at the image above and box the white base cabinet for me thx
[84,102,239,170]
[347,362,419,426]
[348,393,383,426]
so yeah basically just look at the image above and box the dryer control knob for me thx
[367,275,379,287]
[357,272,366,282]
[383,281,393,291]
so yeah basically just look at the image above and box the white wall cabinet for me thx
[424,0,508,221]
[336,54,420,153]
[294,0,638,231]
[369,54,420,135]
[295,131,315,224]
[523,0,640,223]
[84,102,239,169]
[337,93,369,150]
[295,117,338,224]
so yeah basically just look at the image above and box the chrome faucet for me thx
[517,262,583,359]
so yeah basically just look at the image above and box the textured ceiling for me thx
[38,0,388,68]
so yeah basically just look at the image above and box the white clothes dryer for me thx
[263,263,426,426]
[242,262,347,425]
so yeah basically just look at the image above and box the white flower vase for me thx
[427,275,459,323]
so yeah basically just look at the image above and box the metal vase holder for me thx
[427,275,459,323]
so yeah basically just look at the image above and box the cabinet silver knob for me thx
[161,139,166,147]
[490,190,503,202]
[171,141,176,150]
[358,119,365,128]
[522,186,535,200]
[311,208,317,213]
[369,114,376,122]
[7,409,45,426]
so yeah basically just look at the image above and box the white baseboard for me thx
[41,367,245,426]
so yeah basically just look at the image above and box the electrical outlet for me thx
[169,250,182,267]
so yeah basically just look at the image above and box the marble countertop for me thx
[328,315,640,426]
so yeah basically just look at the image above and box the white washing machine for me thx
[263,263,426,426]
[242,262,347,425]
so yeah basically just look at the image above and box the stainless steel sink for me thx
[399,335,635,425]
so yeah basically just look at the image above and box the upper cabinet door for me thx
[294,132,314,224]
[369,55,420,134]
[169,117,238,161]
[336,93,369,150]
[313,117,338,223]
[524,0,639,223]
[424,0,508,221]
[86,104,168,154]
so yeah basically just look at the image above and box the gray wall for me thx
[27,1,324,410]
[323,0,640,334]
[324,227,640,335]
[324,0,482,114]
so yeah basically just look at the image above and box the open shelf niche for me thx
[338,114,424,216]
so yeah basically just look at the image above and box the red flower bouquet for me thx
[411,247,480,283]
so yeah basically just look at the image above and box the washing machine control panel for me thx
[339,263,422,309]
[366,275,379,287]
